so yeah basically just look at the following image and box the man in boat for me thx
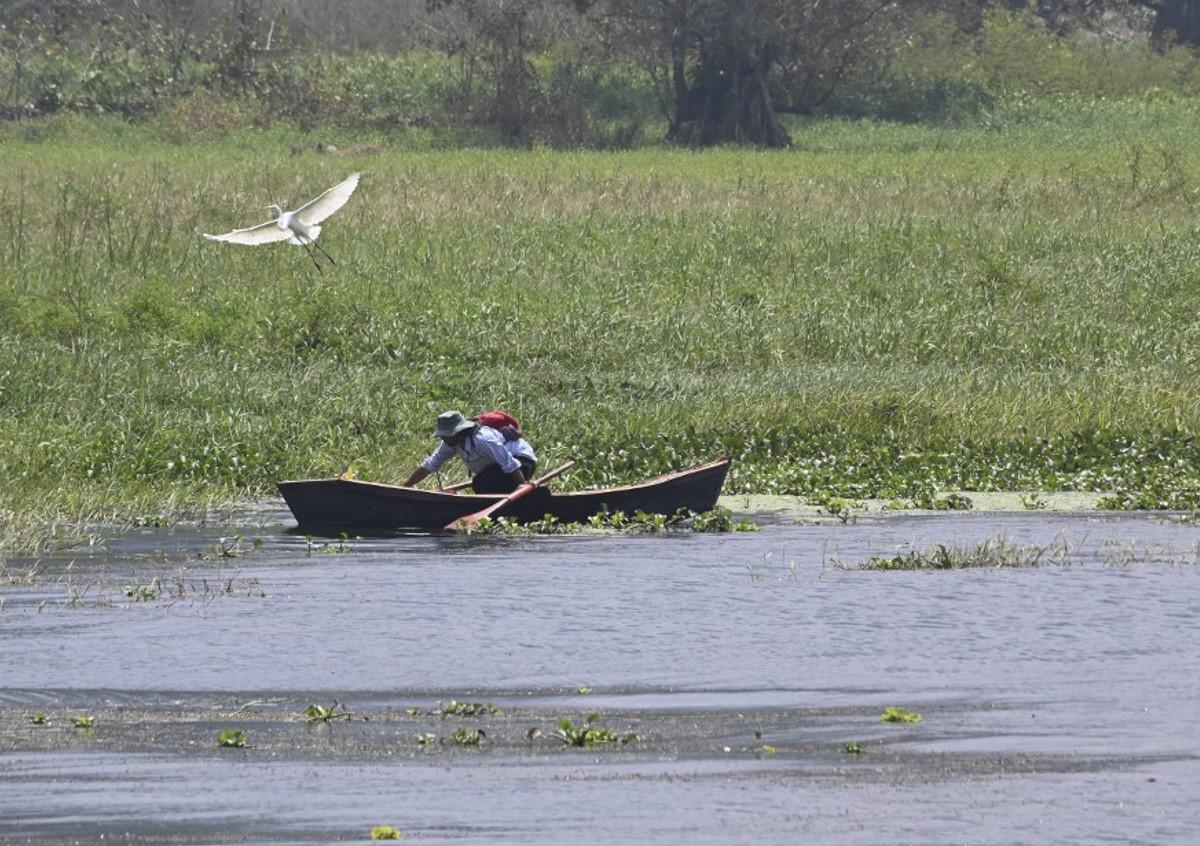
[401,410,537,494]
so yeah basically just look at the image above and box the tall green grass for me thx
[4,98,1200,546]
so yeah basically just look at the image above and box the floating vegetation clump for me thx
[370,826,403,841]
[124,581,158,601]
[440,701,501,717]
[201,535,263,560]
[463,507,756,537]
[217,729,248,747]
[843,536,1069,571]
[450,727,484,746]
[305,534,354,555]
[552,713,637,747]
[911,492,974,511]
[303,701,352,723]
[881,707,923,724]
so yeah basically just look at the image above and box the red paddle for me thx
[446,460,576,531]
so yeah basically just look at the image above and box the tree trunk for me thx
[667,47,790,148]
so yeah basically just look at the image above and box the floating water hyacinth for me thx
[217,729,247,747]
[881,707,923,724]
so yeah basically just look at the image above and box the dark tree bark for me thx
[1133,0,1200,47]
[668,32,790,146]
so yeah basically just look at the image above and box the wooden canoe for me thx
[277,457,731,533]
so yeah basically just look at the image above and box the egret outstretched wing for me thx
[203,220,291,245]
[295,172,361,226]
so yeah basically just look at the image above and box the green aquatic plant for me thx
[370,825,403,840]
[810,495,861,524]
[303,701,352,723]
[30,711,47,725]
[553,713,626,747]
[73,715,94,729]
[881,707,922,724]
[911,491,974,511]
[450,727,484,746]
[416,733,438,747]
[302,535,352,554]
[312,533,354,554]
[204,535,254,559]
[217,729,248,747]
[1020,492,1047,510]
[688,506,757,532]
[843,742,865,754]
[847,536,1068,570]
[465,506,753,536]
[440,701,501,717]
[520,514,570,534]
[124,581,158,601]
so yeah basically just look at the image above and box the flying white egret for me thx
[203,172,361,272]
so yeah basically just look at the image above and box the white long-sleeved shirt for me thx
[420,426,534,476]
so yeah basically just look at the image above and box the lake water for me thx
[2,509,1198,845]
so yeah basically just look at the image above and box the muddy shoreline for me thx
[4,694,1178,777]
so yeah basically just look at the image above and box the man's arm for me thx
[403,467,431,487]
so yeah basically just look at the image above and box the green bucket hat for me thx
[434,410,478,439]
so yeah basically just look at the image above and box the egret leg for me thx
[311,239,338,267]
[298,239,323,273]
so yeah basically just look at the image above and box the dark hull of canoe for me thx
[277,458,731,533]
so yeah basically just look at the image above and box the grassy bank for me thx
[4,99,1200,547]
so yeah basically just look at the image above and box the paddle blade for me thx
[453,483,536,529]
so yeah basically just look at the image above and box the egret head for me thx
[266,203,284,217]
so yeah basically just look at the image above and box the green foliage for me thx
[124,581,158,601]
[911,492,974,511]
[305,534,353,555]
[5,114,1200,546]
[465,507,754,536]
[30,712,47,725]
[851,537,1066,571]
[72,715,94,729]
[370,826,403,841]
[689,506,758,532]
[217,728,247,747]
[303,701,352,723]
[843,742,865,754]
[881,707,923,724]
[449,727,484,746]
[829,9,1200,122]
[1021,492,1047,510]
[440,701,501,717]
[553,713,620,747]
